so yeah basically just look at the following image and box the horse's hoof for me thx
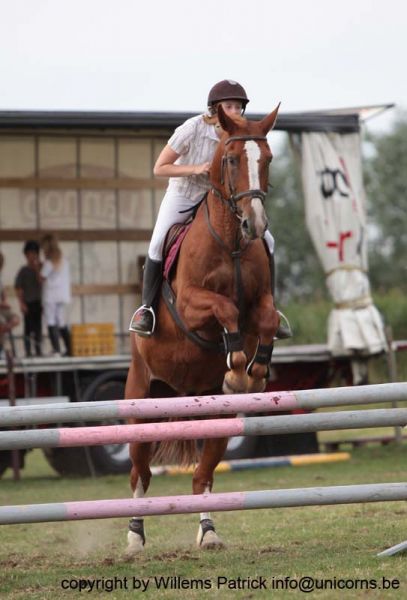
[222,372,248,394]
[197,520,225,550]
[246,376,267,393]
[198,529,225,550]
[125,531,145,557]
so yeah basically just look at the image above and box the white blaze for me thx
[244,140,266,234]
[244,140,261,189]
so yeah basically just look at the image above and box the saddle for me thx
[162,194,207,281]
[163,222,192,281]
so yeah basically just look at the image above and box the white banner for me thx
[297,131,387,356]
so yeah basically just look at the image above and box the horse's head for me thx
[210,104,280,241]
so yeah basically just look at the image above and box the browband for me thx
[225,135,267,145]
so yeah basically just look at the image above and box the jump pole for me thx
[0,483,406,525]
[150,452,351,476]
[0,408,406,451]
[1,382,406,427]
[377,540,407,557]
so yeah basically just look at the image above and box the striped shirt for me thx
[166,114,219,200]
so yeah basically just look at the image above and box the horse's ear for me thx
[259,103,281,135]
[217,104,238,134]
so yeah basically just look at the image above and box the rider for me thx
[129,79,291,339]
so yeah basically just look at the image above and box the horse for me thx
[124,104,281,555]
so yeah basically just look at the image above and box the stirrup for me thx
[274,310,292,340]
[128,305,156,336]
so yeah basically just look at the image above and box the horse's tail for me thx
[152,418,200,467]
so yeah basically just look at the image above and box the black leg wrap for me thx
[128,518,145,545]
[254,343,274,365]
[200,518,216,538]
[222,331,243,355]
[247,342,274,377]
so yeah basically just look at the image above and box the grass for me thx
[0,446,406,599]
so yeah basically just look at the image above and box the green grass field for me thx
[0,444,406,600]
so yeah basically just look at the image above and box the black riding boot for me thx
[270,254,292,340]
[59,327,72,356]
[129,257,163,337]
[48,325,61,354]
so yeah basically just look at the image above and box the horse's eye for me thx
[227,156,238,165]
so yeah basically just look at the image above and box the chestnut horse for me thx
[125,105,280,555]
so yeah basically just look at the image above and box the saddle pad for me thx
[163,223,192,281]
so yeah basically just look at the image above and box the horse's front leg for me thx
[126,440,153,556]
[179,286,248,393]
[246,293,279,393]
[125,343,153,557]
[193,436,229,549]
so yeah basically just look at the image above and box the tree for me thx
[265,141,326,303]
[364,112,407,292]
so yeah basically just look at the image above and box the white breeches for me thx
[148,190,275,261]
[43,302,68,327]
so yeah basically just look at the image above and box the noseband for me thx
[212,134,268,214]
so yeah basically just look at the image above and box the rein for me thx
[204,197,247,326]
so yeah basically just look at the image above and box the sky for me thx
[0,0,406,136]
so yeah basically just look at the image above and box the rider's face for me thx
[219,100,243,117]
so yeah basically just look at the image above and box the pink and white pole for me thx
[0,483,406,525]
[0,408,407,451]
[1,382,406,427]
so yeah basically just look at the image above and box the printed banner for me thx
[296,131,387,356]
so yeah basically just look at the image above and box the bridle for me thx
[211,134,268,215]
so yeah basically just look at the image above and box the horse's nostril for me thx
[242,219,249,232]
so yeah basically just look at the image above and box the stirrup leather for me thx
[128,305,156,335]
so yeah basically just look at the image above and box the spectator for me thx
[0,251,20,356]
[40,234,71,356]
[14,240,42,357]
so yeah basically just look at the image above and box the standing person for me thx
[15,241,42,357]
[0,252,20,355]
[40,234,72,356]
[129,79,291,339]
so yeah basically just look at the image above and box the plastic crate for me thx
[71,323,116,356]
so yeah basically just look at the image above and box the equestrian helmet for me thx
[207,80,249,107]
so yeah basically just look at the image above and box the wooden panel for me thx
[0,137,34,177]
[0,229,152,241]
[0,188,37,229]
[0,177,167,190]
[5,283,141,297]
[39,189,79,229]
[60,241,80,285]
[82,241,119,284]
[83,295,120,329]
[118,190,154,229]
[81,189,116,229]
[80,138,115,177]
[73,284,140,295]
[38,137,76,178]
[119,241,149,283]
[69,296,82,325]
[118,139,151,177]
